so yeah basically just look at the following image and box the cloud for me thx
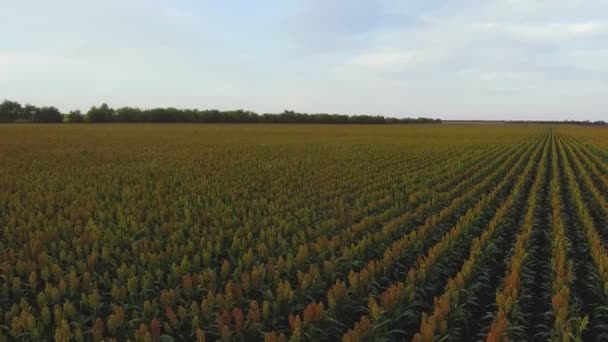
[351,52,416,68]
[476,21,608,42]
[0,0,607,120]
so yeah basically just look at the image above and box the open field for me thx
[2,124,608,341]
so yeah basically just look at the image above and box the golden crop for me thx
[0,124,606,341]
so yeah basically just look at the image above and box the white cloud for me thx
[1,0,607,119]
[351,52,416,68]
[484,21,608,42]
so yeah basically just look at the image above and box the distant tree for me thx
[32,106,63,123]
[21,104,39,122]
[0,98,443,124]
[115,107,142,122]
[200,109,222,122]
[87,104,115,122]
[66,110,85,123]
[0,100,22,122]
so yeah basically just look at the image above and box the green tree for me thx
[0,100,22,122]
[32,106,63,123]
[66,110,85,123]
[115,107,142,122]
[21,104,39,122]
[87,104,115,123]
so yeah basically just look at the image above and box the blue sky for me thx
[1,0,607,120]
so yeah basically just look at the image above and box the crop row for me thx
[6,125,608,341]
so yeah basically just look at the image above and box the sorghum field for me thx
[2,124,608,341]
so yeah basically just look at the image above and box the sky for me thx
[1,0,607,121]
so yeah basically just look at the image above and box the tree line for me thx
[0,100,441,124]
